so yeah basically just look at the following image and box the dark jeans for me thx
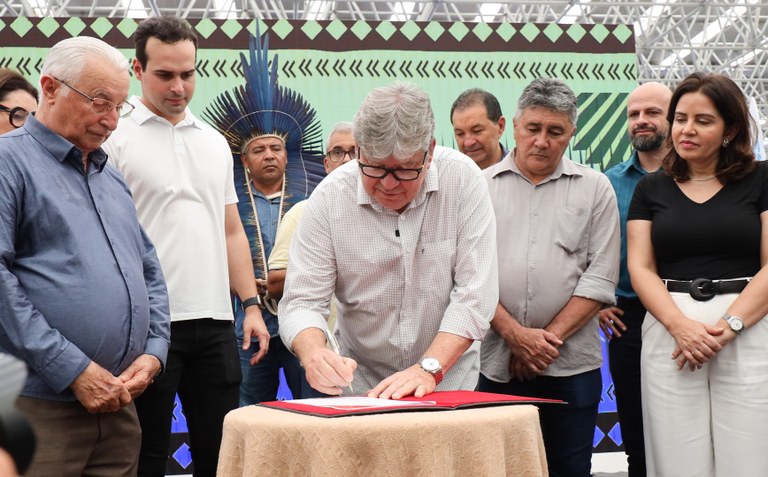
[238,336,321,404]
[478,368,602,477]
[136,319,241,477]
[609,296,646,477]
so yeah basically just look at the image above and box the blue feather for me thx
[202,26,326,275]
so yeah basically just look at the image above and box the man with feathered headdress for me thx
[203,32,325,404]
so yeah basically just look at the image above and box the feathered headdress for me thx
[203,29,325,312]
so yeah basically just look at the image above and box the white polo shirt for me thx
[104,97,237,322]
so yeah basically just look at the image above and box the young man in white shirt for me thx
[103,16,268,477]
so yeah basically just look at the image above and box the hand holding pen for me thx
[325,330,355,394]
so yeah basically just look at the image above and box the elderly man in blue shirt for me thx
[0,36,170,477]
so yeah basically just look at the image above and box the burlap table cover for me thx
[217,404,548,476]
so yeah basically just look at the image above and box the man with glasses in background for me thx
[322,121,357,173]
[0,36,169,477]
[279,82,498,398]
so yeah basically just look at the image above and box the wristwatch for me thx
[241,295,263,310]
[419,356,443,385]
[723,313,745,335]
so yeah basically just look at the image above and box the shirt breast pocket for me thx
[554,207,590,254]
[415,239,456,295]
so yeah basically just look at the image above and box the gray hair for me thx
[514,78,578,126]
[41,36,129,91]
[326,121,353,147]
[353,81,434,162]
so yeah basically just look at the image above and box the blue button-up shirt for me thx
[0,114,170,401]
[604,150,647,299]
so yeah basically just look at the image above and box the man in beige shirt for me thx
[479,78,619,477]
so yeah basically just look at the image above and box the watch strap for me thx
[241,296,263,310]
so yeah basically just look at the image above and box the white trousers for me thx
[641,292,768,477]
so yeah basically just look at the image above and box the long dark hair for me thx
[663,72,756,183]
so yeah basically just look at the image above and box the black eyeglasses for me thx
[326,147,357,163]
[358,150,429,181]
[53,77,135,118]
[0,105,29,128]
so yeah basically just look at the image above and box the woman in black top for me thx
[628,72,768,477]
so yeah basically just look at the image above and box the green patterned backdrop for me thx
[0,17,636,170]
[1,16,638,474]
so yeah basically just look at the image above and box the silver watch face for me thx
[421,357,441,373]
[729,317,744,332]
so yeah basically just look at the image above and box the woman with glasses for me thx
[0,68,38,134]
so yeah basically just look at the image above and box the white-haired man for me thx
[0,36,169,477]
[279,82,498,399]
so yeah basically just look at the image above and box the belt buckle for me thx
[689,278,715,301]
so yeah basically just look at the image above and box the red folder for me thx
[259,390,564,418]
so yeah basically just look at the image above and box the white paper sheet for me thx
[286,396,437,410]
